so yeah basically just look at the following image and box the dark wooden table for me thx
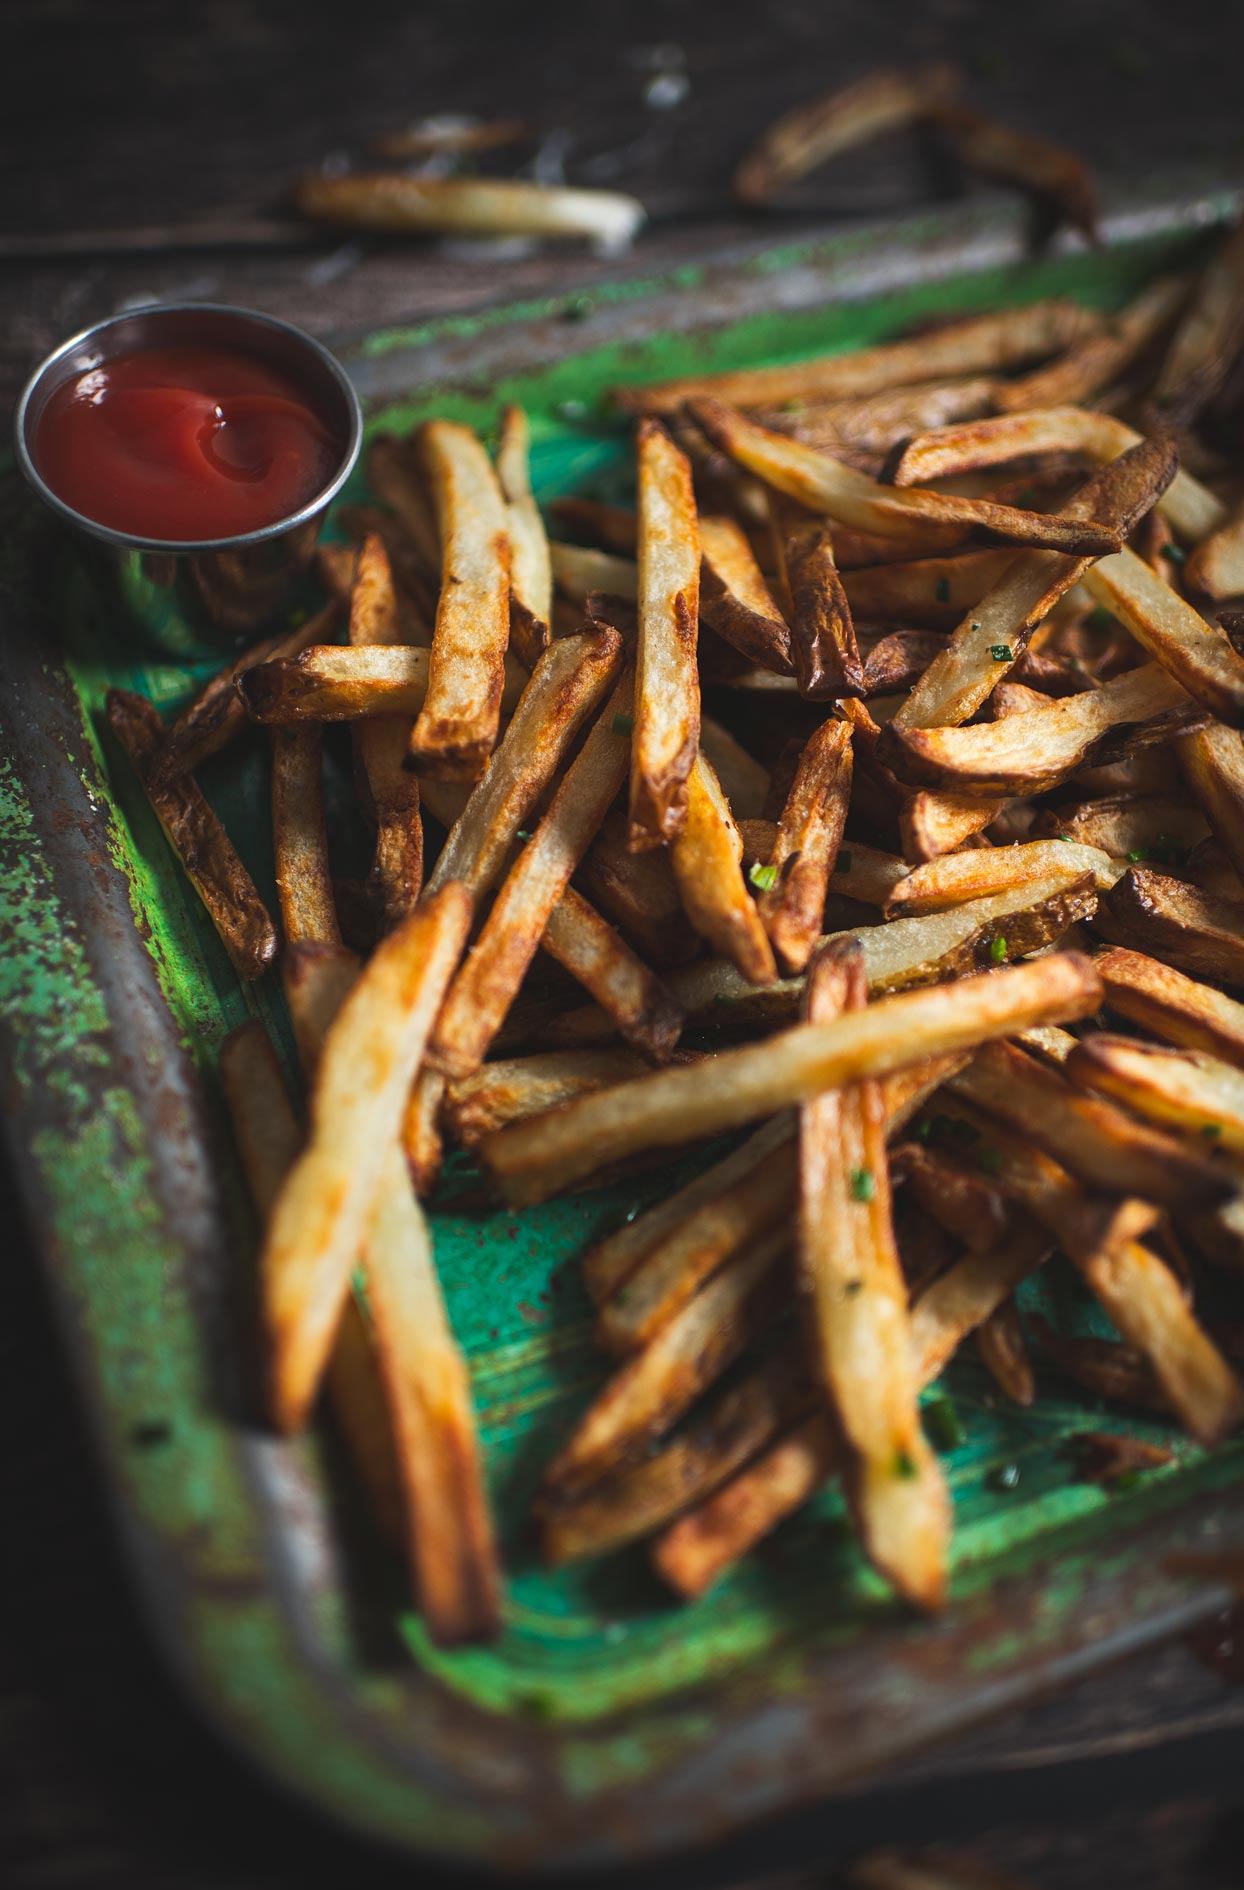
[6,5,1244,1885]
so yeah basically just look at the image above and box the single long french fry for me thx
[1094,866,1244,987]
[1092,945,1244,1070]
[480,953,1102,1203]
[692,400,1125,556]
[348,534,423,929]
[271,725,340,948]
[733,61,960,203]
[409,420,513,778]
[615,300,1100,415]
[885,838,1121,915]
[994,275,1187,412]
[107,689,277,981]
[426,627,623,899]
[630,419,701,847]
[771,500,863,697]
[429,673,634,1080]
[242,643,527,722]
[296,171,645,244]
[928,102,1098,241]
[445,1047,683,1145]
[755,376,999,462]
[698,513,793,673]
[1176,722,1244,886]
[496,404,552,669]
[1082,546,1244,727]
[541,887,684,1063]
[1067,1034,1244,1155]
[671,751,776,983]
[756,717,853,972]
[262,882,472,1431]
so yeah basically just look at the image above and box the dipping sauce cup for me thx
[14,303,363,643]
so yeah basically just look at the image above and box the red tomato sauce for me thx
[34,344,342,542]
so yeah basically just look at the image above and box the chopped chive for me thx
[1166,541,1187,564]
[1057,833,1074,843]
[749,861,778,892]
[987,1461,1021,1493]
[836,849,853,873]
[893,1448,917,1480]
[989,936,1008,963]
[977,1146,1005,1175]
[970,621,982,632]
[850,1166,876,1203]
[611,711,634,737]
[924,1393,965,1452]
[1202,1122,1223,1139]
[1127,849,1145,863]
[516,829,534,844]
[990,644,1014,662]
[935,577,951,603]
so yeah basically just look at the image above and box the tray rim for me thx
[5,174,1244,1881]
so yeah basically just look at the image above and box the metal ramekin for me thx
[14,303,363,644]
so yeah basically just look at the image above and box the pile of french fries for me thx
[107,216,1244,1643]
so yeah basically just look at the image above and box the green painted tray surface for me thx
[5,194,1244,1871]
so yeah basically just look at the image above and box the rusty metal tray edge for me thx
[5,174,1244,1881]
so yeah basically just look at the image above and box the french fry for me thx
[335,503,437,611]
[1067,1034,1244,1155]
[671,751,776,983]
[886,665,1202,799]
[496,404,552,669]
[615,300,1100,415]
[700,715,772,820]
[1186,506,1244,603]
[798,939,949,1609]
[927,103,1098,241]
[757,377,999,463]
[1032,1319,1169,1415]
[426,627,623,899]
[1093,866,1244,987]
[548,496,639,556]
[770,500,863,697]
[891,438,1175,733]
[445,1048,684,1146]
[270,726,340,948]
[901,786,1007,861]
[429,673,634,1080]
[316,539,358,599]
[410,420,513,778]
[1147,219,1244,427]
[295,172,646,245]
[733,61,960,204]
[891,1142,1011,1254]
[480,953,1102,1204]
[755,717,853,972]
[1082,546,1244,726]
[691,400,1125,556]
[1176,722,1244,884]
[885,838,1121,914]
[828,841,914,907]
[575,805,699,968]
[106,689,277,982]
[842,551,1016,630]
[365,435,442,577]
[630,419,701,847]
[149,599,340,787]
[890,405,1224,543]
[1092,945,1244,1069]
[550,541,638,602]
[975,1299,1034,1406]
[262,883,472,1431]
[1032,794,1208,862]
[346,534,424,929]
[993,275,1187,412]
[698,513,793,673]
[403,1068,446,1199]
[240,643,527,725]
[541,887,684,1063]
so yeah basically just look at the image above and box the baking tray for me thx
[5,176,1244,1881]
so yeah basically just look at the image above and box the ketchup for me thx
[34,344,342,542]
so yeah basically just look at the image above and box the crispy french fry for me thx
[149,599,340,787]
[692,400,1125,556]
[445,1048,682,1146]
[975,1298,1035,1407]
[928,103,1098,241]
[901,786,1006,861]
[733,61,960,204]
[757,377,999,463]
[886,664,1201,799]
[842,551,1016,630]
[410,420,512,778]
[107,689,277,982]
[430,673,634,1080]
[262,883,472,1431]
[426,627,623,899]
[698,513,793,673]
[671,751,776,983]
[576,805,699,968]
[1092,946,1244,1070]
[615,300,1100,415]
[829,842,915,907]
[241,643,527,725]
[1067,1034,1244,1155]
[886,838,1120,915]
[1093,866,1244,987]
[771,500,863,697]
[798,939,948,1608]
[1176,722,1244,885]
[271,725,340,948]
[480,953,1102,1203]
[348,535,423,929]
[541,887,684,1063]
[755,717,852,972]
[994,275,1187,412]
[1082,547,1244,726]
[1147,219,1244,427]
[630,420,701,847]
[496,404,552,669]
[296,171,645,245]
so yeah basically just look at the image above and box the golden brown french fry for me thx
[890,405,1224,542]
[900,787,1006,861]
[1092,946,1244,1069]
[241,644,528,725]
[1082,547,1244,727]
[994,275,1187,412]
[271,725,340,948]
[733,61,960,203]
[149,599,340,787]
[630,419,701,847]
[1094,866,1244,986]
[756,377,999,463]
[771,500,863,697]
[576,805,699,968]
[106,689,277,982]
[698,513,793,673]
[480,953,1102,1203]
[829,842,914,907]
[262,883,472,1431]
[1147,219,1244,427]
[429,673,634,1080]
[928,102,1098,241]
[295,171,645,245]
[671,751,776,983]
[755,717,852,972]
[975,1298,1035,1407]
[426,626,623,899]
[842,551,1016,630]
[615,300,1099,415]
[403,1068,446,1199]
[798,939,948,1609]
[347,535,423,930]
[886,838,1120,915]
[886,664,1201,798]
[1186,506,1244,602]
[541,887,684,1063]
[496,404,552,669]
[691,400,1124,556]
[1176,722,1244,886]
[892,438,1175,733]
[1067,1034,1244,1154]
[410,420,512,778]
[445,1048,684,1146]
[365,435,442,577]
